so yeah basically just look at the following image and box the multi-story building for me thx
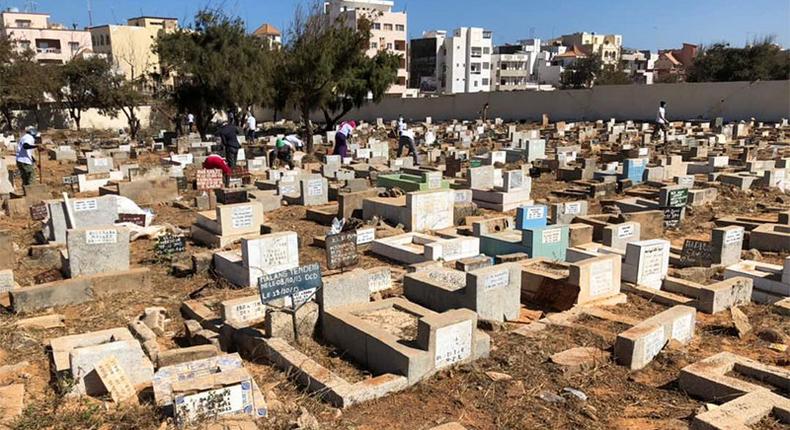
[252,23,281,49]
[409,30,446,92]
[554,32,622,66]
[444,27,493,94]
[325,0,408,94]
[89,16,178,85]
[654,43,698,82]
[621,49,657,84]
[491,45,530,91]
[0,9,92,64]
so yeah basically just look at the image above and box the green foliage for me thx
[596,65,632,86]
[53,56,116,130]
[100,73,148,139]
[0,36,57,130]
[274,3,400,151]
[688,38,790,82]
[560,56,601,89]
[156,9,273,137]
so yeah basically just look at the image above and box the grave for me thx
[371,232,480,264]
[614,305,696,370]
[403,263,521,322]
[191,202,265,248]
[213,231,299,288]
[318,269,490,384]
[724,257,789,303]
[549,201,588,225]
[363,189,454,232]
[49,327,153,397]
[62,226,130,277]
[621,239,670,289]
[152,353,267,420]
[520,255,622,311]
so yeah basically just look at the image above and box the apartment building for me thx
[89,16,178,88]
[556,32,622,66]
[325,0,408,94]
[655,43,698,82]
[409,30,446,92]
[621,49,657,84]
[491,45,530,91]
[444,27,493,93]
[0,9,91,64]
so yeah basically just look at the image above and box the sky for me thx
[2,0,789,50]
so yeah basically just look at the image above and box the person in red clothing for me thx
[202,153,232,177]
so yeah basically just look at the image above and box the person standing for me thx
[217,121,241,168]
[397,126,419,165]
[245,112,257,142]
[187,112,195,133]
[16,127,39,186]
[397,115,407,137]
[333,120,355,158]
[656,101,669,144]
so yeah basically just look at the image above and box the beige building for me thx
[325,0,408,95]
[89,16,178,87]
[559,32,622,66]
[0,9,92,64]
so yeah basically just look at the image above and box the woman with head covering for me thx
[333,120,356,158]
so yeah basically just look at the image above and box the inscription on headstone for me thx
[117,213,146,227]
[74,199,98,212]
[29,202,48,221]
[258,263,322,304]
[231,206,254,229]
[195,169,224,190]
[155,234,187,256]
[435,320,473,369]
[661,207,683,228]
[86,229,118,245]
[325,231,358,270]
[680,239,712,267]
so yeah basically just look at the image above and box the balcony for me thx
[36,47,61,54]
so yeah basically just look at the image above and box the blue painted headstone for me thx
[622,158,647,183]
[515,205,548,230]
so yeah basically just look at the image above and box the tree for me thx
[54,56,115,130]
[560,57,601,89]
[274,2,400,152]
[596,64,632,85]
[101,74,147,139]
[688,37,790,82]
[156,10,272,138]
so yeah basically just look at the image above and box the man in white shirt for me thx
[397,126,419,165]
[656,101,668,143]
[245,112,257,142]
[187,113,195,132]
[397,115,407,136]
[16,127,39,185]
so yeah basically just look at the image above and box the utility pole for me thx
[87,0,93,27]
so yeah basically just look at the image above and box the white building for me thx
[325,0,408,94]
[621,49,657,84]
[444,27,493,94]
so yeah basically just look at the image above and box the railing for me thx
[36,48,61,54]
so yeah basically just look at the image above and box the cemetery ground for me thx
[0,125,788,430]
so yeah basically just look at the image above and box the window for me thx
[482,78,489,85]
[483,62,490,70]
[395,24,404,32]
[372,23,381,30]
[19,40,30,50]
[387,43,393,50]
[383,23,393,31]
[370,41,378,49]
[471,47,482,58]
[14,19,31,28]
[483,47,490,55]
[69,42,80,53]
